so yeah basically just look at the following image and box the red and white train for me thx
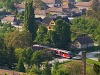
[33,44,72,59]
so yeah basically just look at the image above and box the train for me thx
[33,44,72,59]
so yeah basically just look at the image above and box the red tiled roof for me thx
[35,9,46,15]
[46,6,63,12]
[75,1,93,7]
[2,16,17,22]
[14,2,25,9]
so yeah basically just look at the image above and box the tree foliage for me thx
[94,25,100,44]
[54,19,71,49]
[87,0,100,21]
[4,30,32,48]
[22,48,34,67]
[67,61,82,75]
[0,46,16,68]
[31,49,53,66]
[55,68,68,75]
[71,17,100,41]
[35,25,47,44]
[30,65,41,75]
[44,30,58,47]
[42,61,51,75]
[16,59,25,72]
[52,62,59,75]
[24,1,38,40]
[93,63,100,75]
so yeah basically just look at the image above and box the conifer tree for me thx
[52,62,59,75]
[42,61,51,75]
[54,19,71,49]
[24,1,38,40]
[16,59,25,72]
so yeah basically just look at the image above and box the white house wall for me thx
[46,4,54,7]
[35,15,46,19]
[81,44,87,49]
[18,9,25,13]
[87,43,94,47]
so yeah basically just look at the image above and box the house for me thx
[62,0,76,5]
[14,2,25,13]
[62,3,76,15]
[74,0,93,10]
[73,36,94,49]
[0,11,12,19]
[46,6,63,15]
[34,9,47,19]
[41,16,70,30]
[1,16,17,25]
[41,0,62,7]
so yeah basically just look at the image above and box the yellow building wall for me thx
[63,1,68,5]
[46,20,55,30]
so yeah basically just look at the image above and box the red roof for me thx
[2,16,17,22]
[14,2,25,9]
[34,9,46,15]
[46,6,63,12]
[75,1,93,7]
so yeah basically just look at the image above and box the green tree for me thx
[71,17,100,40]
[54,19,71,49]
[15,48,24,61]
[22,48,34,67]
[67,61,82,75]
[16,59,25,72]
[87,0,100,21]
[4,30,33,48]
[42,61,51,75]
[31,50,45,66]
[24,1,38,40]
[55,68,69,75]
[44,30,58,47]
[35,25,48,44]
[52,62,59,75]
[94,24,100,44]
[1,0,16,11]
[93,63,100,75]
[0,46,16,68]
[30,65,41,75]
[31,50,53,67]
[7,47,16,66]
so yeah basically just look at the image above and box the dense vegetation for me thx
[0,0,100,75]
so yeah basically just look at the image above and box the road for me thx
[86,51,100,61]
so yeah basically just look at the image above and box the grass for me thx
[86,58,100,65]
[58,59,98,75]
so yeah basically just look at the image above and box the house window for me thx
[49,27,51,29]
[51,22,54,25]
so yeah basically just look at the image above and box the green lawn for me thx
[58,60,97,75]
[86,58,100,65]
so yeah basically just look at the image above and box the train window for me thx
[68,52,72,55]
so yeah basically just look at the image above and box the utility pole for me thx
[82,51,86,75]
